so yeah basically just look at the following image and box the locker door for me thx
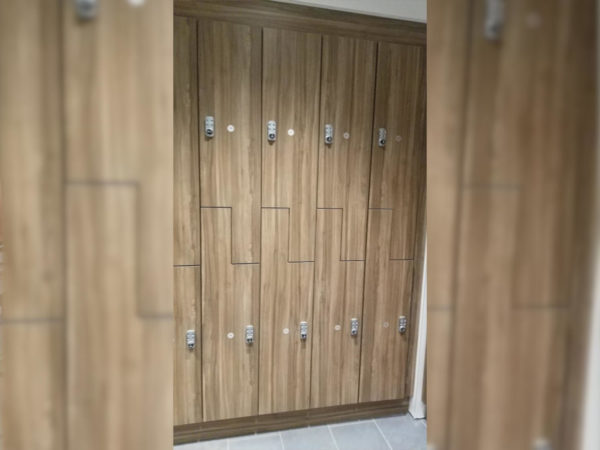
[174,16,202,426]
[360,43,425,402]
[311,35,376,408]
[260,28,321,414]
[197,20,262,421]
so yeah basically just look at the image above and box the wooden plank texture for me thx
[174,267,202,426]
[369,43,426,260]
[359,209,413,402]
[198,20,262,263]
[174,16,201,265]
[317,35,376,261]
[310,209,364,408]
[262,28,322,262]
[259,209,314,414]
[201,208,259,421]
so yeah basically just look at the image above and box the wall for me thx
[270,0,426,22]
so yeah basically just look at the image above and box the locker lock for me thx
[398,316,407,334]
[186,330,196,350]
[245,325,255,345]
[378,128,387,147]
[267,120,277,142]
[205,116,215,138]
[75,0,97,20]
[299,321,309,341]
[324,124,334,145]
[350,318,360,337]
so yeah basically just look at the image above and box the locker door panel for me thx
[174,266,202,426]
[201,208,259,421]
[317,35,376,261]
[359,209,413,402]
[259,209,314,414]
[198,20,261,264]
[174,16,200,266]
[262,28,321,262]
[311,209,364,408]
[369,43,426,260]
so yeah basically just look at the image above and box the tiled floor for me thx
[175,414,426,450]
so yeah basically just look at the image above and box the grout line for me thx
[279,431,285,450]
[328,425,341,450]
[372,419,393,450]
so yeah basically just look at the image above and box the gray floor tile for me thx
[281,425,337,450]
[229,432,283,450]
[330,421,390,450]
[176,439,228,450]
[375,415,426,450]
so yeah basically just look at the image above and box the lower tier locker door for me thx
[201,208,260,421]
[359,209,414,402]
[259,209,314,414]
[310,209,364,408]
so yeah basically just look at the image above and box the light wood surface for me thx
[359,209,413,402]
[369,43,426,260]
[310,209,364,408]
[262,28,322,262]
[198,20,262,264]
[175,16,201,266]
[174,267,202,426]
[317,35,376,261]
[259,209,314,414]
[201,208,260,421]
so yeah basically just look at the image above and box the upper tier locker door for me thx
[198,20,261,421]
[359,42,426,403]
[311,35,376,409]
[260,28,321,414]
[174,16,202,427]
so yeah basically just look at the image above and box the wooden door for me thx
[259,28,321,414]
[359,42,426,403]
[310,35,376,408]
[197,20,262,421]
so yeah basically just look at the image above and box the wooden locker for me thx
[201,208,260,421]
[259,209,314,414]
[262,28,322,262]
[317,35,377,261]
[359,209,413,402]
[369,42,426,260]
[198,20,261,264]
[310,209,364,408]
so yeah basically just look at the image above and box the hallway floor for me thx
[175,414,426,450]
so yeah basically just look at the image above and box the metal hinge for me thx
[485,0,505,41]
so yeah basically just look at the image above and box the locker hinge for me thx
[300,321,309,341]
[398,316,407,334]
[75,0,97,20]
[186,330,196,350]
[245,325,255,345]
[485,0,505,41]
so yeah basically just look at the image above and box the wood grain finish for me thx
[310,209,364,408]
[198,20,262,263]
[174,267,202,426]
[201,208,259,421]
[174,0,426,46]
[359,209,413,403]
[175,16,201,266]
[369,43,426,260]
[259,209,314,414]
[262,28,321,262]
[317,35,376,261]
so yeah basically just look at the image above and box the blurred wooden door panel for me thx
[369,43,426,260]
[262,28,321,262]
[174,266,202,426]
[359,209,413,402]
[201,208,260,421]
[259,208,314,414]
[198,20,262,264]
[317,35,376,261]
[310,209,364,408]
